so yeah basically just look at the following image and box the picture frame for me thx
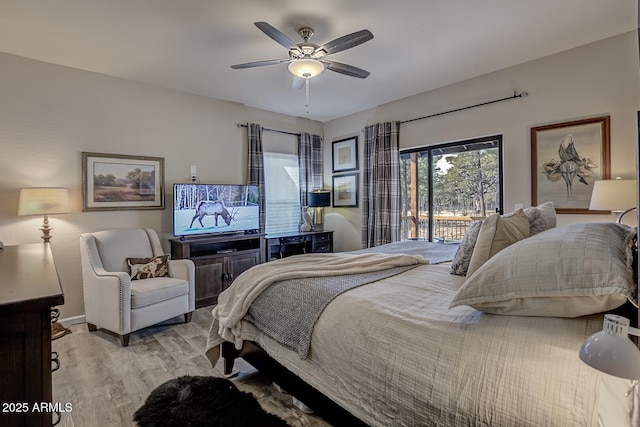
[82,152,165,211]
[332,136,358,173]
[530,116,610,214]
[332,173,359,207]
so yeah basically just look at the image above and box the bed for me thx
[205,208,638,426]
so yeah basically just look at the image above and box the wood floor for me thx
[52,307,329,426]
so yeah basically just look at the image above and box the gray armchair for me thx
[79,228,195,346]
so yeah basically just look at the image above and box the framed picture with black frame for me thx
[332,136,358,173]
[332,173,358,207]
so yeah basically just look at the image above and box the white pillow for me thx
[465,209,530,277]
[449,222,637,317]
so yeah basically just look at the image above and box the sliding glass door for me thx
[400,135,503,241]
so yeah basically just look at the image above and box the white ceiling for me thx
[0,1,636,122]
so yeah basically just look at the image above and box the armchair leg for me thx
[184,312,193,323]
[87,323,97,332]
[120,334,130,347]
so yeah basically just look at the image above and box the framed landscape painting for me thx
[530,116,610,214]
[82,152,165,211]
[332,136,358,173]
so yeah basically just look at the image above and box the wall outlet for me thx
[514,203,523,210]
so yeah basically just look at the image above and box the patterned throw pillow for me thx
[126,255,170,280]
[450,220,483,276]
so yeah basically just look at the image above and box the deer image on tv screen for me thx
[173,184,259,237]
[189,200,237,228]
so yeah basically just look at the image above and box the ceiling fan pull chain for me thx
[305,78,310,116]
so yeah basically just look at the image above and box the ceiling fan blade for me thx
[323,60,370,78]
[231,58,290,69]
[292,76,305,90]
[317,29,373,55]
[254,22,300,51]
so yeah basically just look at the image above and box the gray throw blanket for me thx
[246,265,417,359]
[246,241,459,359]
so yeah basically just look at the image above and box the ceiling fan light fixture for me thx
[288,58,325,79]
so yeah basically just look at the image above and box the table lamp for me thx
[18,187,71,339]
[589,178,637,224]
[579,314,640,381]
[307,190,330,231]
[18,187,71,243]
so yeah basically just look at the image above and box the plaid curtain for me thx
[298,132,323,207]
[362,121,401,248]
[247,123,265,233]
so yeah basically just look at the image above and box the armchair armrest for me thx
[168,259,196,311]
[80,234,133,334]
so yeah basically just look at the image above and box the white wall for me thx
[1,30,638,319]
[0,52,322,319]
[323,32,640,251]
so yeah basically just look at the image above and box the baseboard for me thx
[59,314,86,328]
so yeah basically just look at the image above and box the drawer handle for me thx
[51,308,60,323]
[51,351,60,372]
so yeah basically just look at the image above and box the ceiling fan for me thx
[231,22,373,89]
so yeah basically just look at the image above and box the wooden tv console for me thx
[170,233,265,308]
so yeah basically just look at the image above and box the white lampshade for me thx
[288,58,325,79]
[18,188,70,216]
[18,187,70,243]
[579,315,640,380]
[589,178,637,212]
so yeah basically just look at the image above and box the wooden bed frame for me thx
[221,341,368,426]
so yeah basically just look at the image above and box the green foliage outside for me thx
[400,148,499,218]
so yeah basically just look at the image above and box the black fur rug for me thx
[133,376,291,427]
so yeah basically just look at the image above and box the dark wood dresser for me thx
[0,243,64,427]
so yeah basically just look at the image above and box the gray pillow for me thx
[523,201,556,236]
[449,223,637,317]
[450,221,482,276]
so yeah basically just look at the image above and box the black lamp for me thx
[307,190,330,231]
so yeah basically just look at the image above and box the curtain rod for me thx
[400,91,528,125]
[236,123,301,137]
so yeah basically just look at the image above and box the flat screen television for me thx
[173,183,260,238]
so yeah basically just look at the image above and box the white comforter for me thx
[207,261,619,426]
[210,252,429,350]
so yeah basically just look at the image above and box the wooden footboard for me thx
[221,341,369,427]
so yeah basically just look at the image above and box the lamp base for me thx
[311,206,325,232]
[40,214,53,243]
[51,321,71,340]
